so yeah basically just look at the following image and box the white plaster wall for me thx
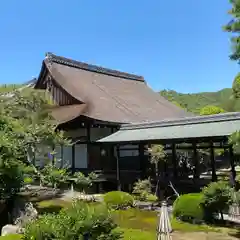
[54,145,62,168]
[75,144,88,168]
[34,145,52,168]
[62,146,72,168]
[60,127,113,169]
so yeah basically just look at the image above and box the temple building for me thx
[32,53,239,193]
[32,52,192,190]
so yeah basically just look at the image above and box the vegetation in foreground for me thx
[28,196,238,240]
[26,183,237,239]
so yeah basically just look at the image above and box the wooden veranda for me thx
[98,112,240,193]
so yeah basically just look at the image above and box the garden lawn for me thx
[35,199,239,240]
[113,208,223,232]
[0,235,22,240]
[121,228,239,240]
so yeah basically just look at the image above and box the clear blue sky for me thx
[0,0,238,93]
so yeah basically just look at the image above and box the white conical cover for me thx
[157,201,172,240]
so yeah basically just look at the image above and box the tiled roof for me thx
[98,112,240,143]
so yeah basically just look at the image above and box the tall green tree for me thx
[224,0,240,98]
[148,144,166,197]
[224,0,240,63]
[0,88,69,200]
[224,1,240,154]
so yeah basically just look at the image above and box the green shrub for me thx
[41,164,69,188]
[104,191,134,210]
[172,193,204,223]
[133,193,158,202]
[23,177,33,185]
[145,194,158,202]
[132,179,156,202]
[202,181,231,221]
[23,201,122,240]
[73,171,98,193]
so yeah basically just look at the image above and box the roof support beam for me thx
[229,145,236,188]
[116,145,121,191]
[172,144,177,179]
[210,141,217,182]
[193,142,199,179]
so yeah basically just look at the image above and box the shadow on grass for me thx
[36,205,63,214]
[34,199,72,215]
[228,231,240,239]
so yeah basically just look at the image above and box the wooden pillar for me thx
[87,124,91,168]
[229,145,236,187]
[116,145,121,191]
[110,127,115,170]
[71,144,75,174]
[172,143,177,179]
[193,142,199,179]
[210,142,217,182]
[139,143,145,178]
[110,127,115,134]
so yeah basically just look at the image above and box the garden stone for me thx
[20,185,61,202]
[12,198,38,226]
[134,201,154,210]
[1,224,23,236]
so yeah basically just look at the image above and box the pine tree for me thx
[224,1,240,156]
[224,0,240,98]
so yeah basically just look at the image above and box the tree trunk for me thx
[220,211,224,221]
[155,162,161,199]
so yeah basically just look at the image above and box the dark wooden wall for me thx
[37,74,79,106]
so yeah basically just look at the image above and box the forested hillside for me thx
[0,84,239,114]
[0,84,23,93]
[160,88,240,114]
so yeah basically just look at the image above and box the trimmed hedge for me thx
[104,191,134,210]
[172,193,205,223]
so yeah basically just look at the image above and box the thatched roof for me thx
[35,53,192,124]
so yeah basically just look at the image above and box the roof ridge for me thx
[45,52,145,82]
[121,112,240,130]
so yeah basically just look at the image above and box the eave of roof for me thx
[98,112,240,143]
[50,104,87,124]
[120,112,240,130]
